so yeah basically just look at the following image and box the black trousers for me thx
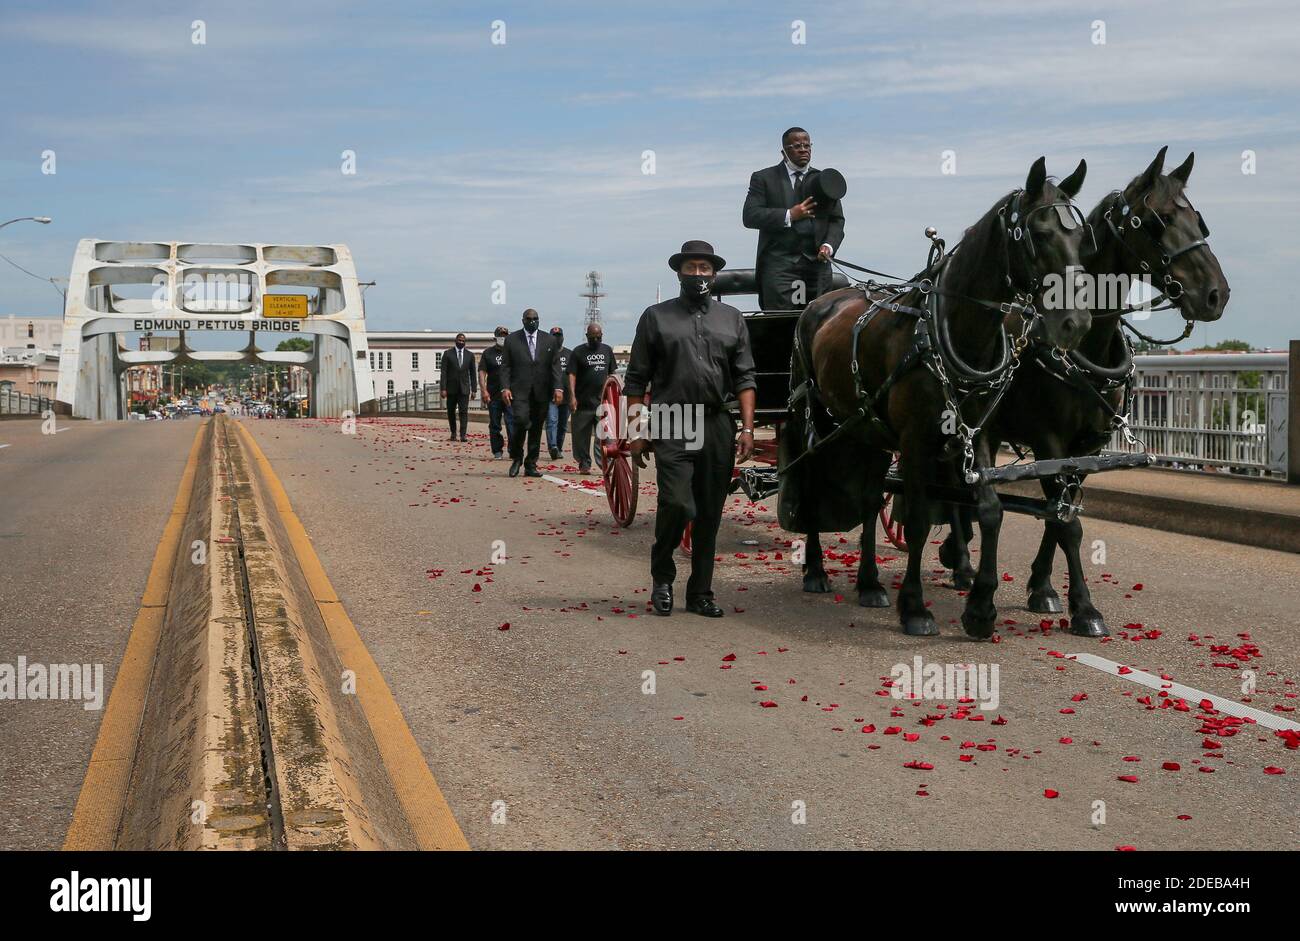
[650,411,735,602]
[509,389,548,466]
[445,392,469,437]
[571,406,600,469]
[759,252,831,311]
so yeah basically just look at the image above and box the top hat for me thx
[668,239,726,272]
[809,168,847,206]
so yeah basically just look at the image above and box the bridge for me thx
[1,399,1297,852]
[53,240,375,420]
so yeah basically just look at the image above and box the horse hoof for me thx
[962,608,996,640]
[902,616,940,637]
[1027,590,1064,614]
[858,587,890,608]
[937,540,960,570]
[952,570,975,591]
[803,574,831,594]
[1069,612,1110,638]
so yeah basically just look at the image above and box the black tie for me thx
[794,170,804,196]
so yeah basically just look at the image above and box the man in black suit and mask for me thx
[742,126,846,311]
[499,309,565,478]
[440,332,477,441]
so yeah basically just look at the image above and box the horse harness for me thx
[785,190,1082,484]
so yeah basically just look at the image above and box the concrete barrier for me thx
[114,417,422,849]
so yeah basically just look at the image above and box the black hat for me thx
[668,239,726,272]
[809,168,847,206]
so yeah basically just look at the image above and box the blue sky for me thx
[0,0,1296,347]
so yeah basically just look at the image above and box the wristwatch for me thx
[740,427,754,435]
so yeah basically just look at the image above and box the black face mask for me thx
[523,319,539,333]
[586,337,601,349]
[679,274,713,304]
[455,341,465,348]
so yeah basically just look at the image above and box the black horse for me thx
[779,157,1092,637]
[938,147,1230,636]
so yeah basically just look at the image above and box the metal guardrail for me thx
[1109,353,1290,477]
[375,384,478,414]
[0,388,55,416]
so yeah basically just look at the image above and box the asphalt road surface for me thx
[2,414,1296,850]
[228,415,1299,851]
[0,418,199,850]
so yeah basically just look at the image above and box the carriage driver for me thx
[624,240,757,618]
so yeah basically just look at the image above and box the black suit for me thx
[499,328,565,467]
[742,162,845,311]
[440,346,477,438]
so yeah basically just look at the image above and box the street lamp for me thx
[0,216,52,230]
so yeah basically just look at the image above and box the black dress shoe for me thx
[685,598,725,618]
[524,464,543,478]
[549,447,561,460]
[651,582,673,616]
[460,435,468,442]
[509,460,522,477]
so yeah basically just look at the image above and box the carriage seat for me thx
[711,267,852,301]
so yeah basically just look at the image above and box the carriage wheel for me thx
[600,374,638,528]
[679,520,693,555]
[879,453,907,550]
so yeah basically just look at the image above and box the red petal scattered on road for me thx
[759,700,778,708]
[722,653,737,662]
[1044,789,1059,798]
[472,583,482,592]
[498,622,510,631]
[1162,762,1181,771]
[861,724,876,733]
[1115,845,1137,852]
[904,760,934,770]
[1117,775,1139,783]
[1264,766,1286,775]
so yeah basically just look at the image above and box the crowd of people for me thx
[439,316,616,478]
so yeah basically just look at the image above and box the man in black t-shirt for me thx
[567,323,617,475]
[478,325,515,458]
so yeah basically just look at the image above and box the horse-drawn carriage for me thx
[593,148,1227,639]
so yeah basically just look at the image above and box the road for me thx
[1,414,1296,850]
[0,418,199,850]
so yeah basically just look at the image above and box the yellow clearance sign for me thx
[263,294,308,318]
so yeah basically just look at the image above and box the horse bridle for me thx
[1101,188,1210,302]
[1000,190,1095,295]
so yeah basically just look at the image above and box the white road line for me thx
[1068,652,1300,733]
[0,444,10,449]
[410,435,430,442]
[542,473,604,496]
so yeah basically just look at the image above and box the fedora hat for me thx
[809,168,847,206]
[668,239,726,272]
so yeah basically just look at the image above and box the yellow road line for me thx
[63,420,207,850]
[232,419,469,851]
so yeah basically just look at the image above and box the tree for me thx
[1195,339,1252,352]
[276,337,312,353]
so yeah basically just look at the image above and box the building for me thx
[0,347,60,398]
[366,330,495,401]
[0,315,62,351]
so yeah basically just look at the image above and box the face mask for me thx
[455,341,465,349]
[495,336,505,347]
[587,337,601,349]
[524,319,539,333]
[679,274,712,302]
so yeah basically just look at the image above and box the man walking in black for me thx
[440,332,477,441]
[499,309,565,478]
[742,126,845,311]
[546,326,572,460]
[567,322,616,475]
[479,325,514,459]
[624,240,756,618]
